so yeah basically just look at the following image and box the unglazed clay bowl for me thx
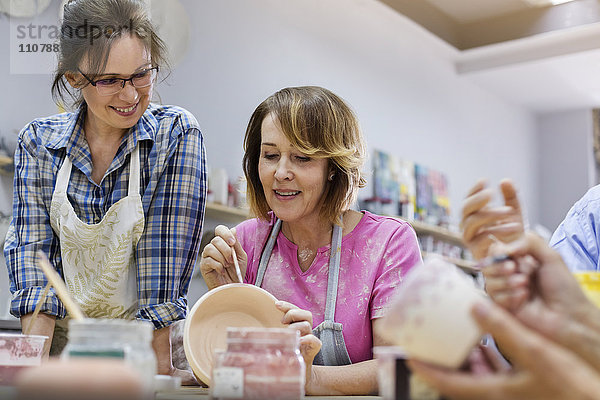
[0,333,48,386]
[183,284,286,385]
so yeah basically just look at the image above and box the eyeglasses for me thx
[77,66,159,96]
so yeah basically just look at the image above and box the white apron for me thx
[49,145,145,322]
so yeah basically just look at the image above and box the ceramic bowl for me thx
[183,283,286,385]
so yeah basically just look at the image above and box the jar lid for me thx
[373,346,408,359]
[225,327,299,346]
[68,319,153,341]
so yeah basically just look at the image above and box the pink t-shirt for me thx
[236,211,422,363]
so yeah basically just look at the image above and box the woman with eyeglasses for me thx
[4,0,205,384]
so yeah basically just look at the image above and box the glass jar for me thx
[62,319,156,390]
[210,327,305,400]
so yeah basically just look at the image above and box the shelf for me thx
[203,204,465,246]
[422,251,476,274]
[204,202,250,224]
[0,155,13,176]
[398,217,464,247]
[0,318,21,332]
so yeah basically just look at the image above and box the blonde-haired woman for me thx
[200,86,421,395]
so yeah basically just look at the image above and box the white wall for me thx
[157,0,540,227]
[538,110,595,231]
[0,0,540,225]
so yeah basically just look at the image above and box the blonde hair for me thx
[243,86,366,226]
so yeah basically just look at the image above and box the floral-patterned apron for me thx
[48,145,145,353]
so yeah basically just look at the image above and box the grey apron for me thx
[255,217,352,366]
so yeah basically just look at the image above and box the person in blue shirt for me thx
[548,184,600,272]
[4,0,205,383]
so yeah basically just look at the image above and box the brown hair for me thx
[51,0,168,108]
[243,86,366,226]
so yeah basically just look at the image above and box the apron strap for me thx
[323,219,343,322]
[255,218,282,287]
[56,145,140,196]
[55,155,73,194]
[256,214,343,323]
[128,145,140,196]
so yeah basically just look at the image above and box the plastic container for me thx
[210,327,305,400]
[0,333,48,386]
[209,168,229,205]
[0,334,47,386]
[573,272,600,308]
[62,319,156,390]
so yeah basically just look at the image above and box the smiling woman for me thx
[200,86,423,396]
[4,0,206,386]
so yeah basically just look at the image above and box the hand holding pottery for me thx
[461,179,525,260]
[200,225,248,289]
[485,233,600,373]
[275,300,314,337]
[183,284,288,385]
[408,301,600,400]
[299,333,322,395]
[273,300,321,395]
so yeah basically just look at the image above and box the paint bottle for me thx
[209,168,229,205]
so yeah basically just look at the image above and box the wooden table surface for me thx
[156,387,381,399]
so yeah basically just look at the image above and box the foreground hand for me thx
[16,359,146,400]
[274,300,320,394]
[462,342,511,376]
[484,233,586,315]
[485,233,600,371]
[409,301,600,400]
[199,225,248,290]
[481,249,535,312]
[461,179,525,260]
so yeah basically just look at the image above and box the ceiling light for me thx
[524,0,576,6]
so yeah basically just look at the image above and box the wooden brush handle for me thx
[36,250,85,320]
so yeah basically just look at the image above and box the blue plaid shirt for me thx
[4,103,206,329]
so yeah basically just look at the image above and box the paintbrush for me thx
[22,282,51,335]
[231,246,244,283]
[36,250,85,320]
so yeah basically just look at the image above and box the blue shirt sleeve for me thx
[135,123,207,329]
[5,122,68,319]
[549,185,600,272]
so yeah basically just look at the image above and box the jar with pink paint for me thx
[210,327,305,400]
